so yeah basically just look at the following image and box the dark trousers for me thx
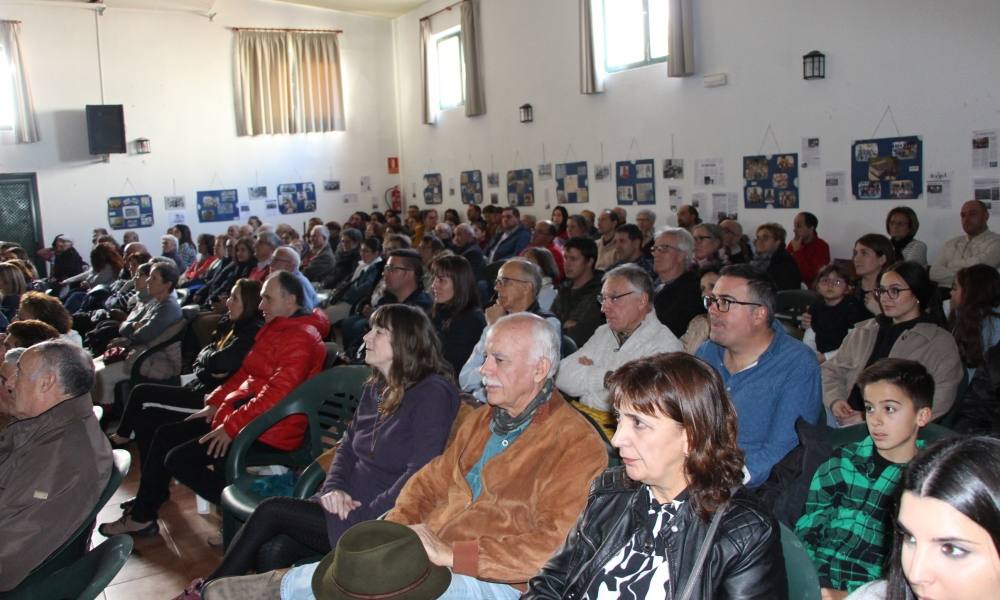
[130,418,215,522]
[208,496,331,580]
[117,383,204,462]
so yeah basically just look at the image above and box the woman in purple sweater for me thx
[175,304,459,599]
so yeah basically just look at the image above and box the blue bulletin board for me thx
[460,170,483,205]
[277,182,317,214]
[556,161,589,204]
[423,173,443,204]
[107,195,153,230]
[851,136,922,200]
[507,169,534,206]
[615,159,655,205]
[743,153,799,209]
[197,189,240,223]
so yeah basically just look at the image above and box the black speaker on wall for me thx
[85,104,126,155]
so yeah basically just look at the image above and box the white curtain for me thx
[233,30,345,136]
[461,0,486,117]
[667,0,695,77]
[579,0,604,94]
[0,21,40,144]
[419,18,435,125]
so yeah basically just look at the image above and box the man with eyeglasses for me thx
[459,259,560,402]
[695,264,822,487]
[551,237,605,347]
[556,264,682,437]
[651,227,706,338]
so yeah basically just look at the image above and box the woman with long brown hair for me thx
[526,352,786,599]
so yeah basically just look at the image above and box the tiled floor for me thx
[91,448,224,599]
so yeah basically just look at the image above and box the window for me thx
[429,26,465,113]
[0,45,13,130]
[602,0,669,72]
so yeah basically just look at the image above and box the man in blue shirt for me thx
[696,264,821,486]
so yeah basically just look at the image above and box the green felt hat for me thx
[312,520,451,600]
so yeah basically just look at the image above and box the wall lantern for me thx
[803,50,825,80]
[519,103,533,123]
[135,138,151,154]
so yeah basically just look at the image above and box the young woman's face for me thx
[877,270,921,322]
[430,272,455,305]
[551,209,565,226]
[236,243,252,263]
[950,279,965,309]
[362,324,394,374]
[853,243,886,279]
[898,491,1000,600]
[225,284,244,320]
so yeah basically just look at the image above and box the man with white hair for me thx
[300,224,336,283]
[206,313,608,600]
[0,341,113,592]
[160,233,184,272]
[269,246,318,310]
[652,226,706,337]
[556,264,683,436]
[433,222,455,250]
[635,208,657,250]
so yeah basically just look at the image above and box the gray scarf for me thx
[491,379,554,435]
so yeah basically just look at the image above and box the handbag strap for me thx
[676,499,729,600]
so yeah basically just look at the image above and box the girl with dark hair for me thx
[802,263,868,362]
[62,242,125,313]
[847,436,1000,600]
[0,262,26,326]
[429,254,486,375]
[173,304,460,599]
[47,234,86,283]
[170,224,197,271]
[852,234,896,318]
[885,206,928,266]
[822,261,963,426]
[551,206,569,239]
[443,208,461,227]
[948,264,1000,372]
[525,352,786,599]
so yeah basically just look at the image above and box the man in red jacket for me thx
[99,271,328,537]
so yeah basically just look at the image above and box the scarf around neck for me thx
[491,378,554,435]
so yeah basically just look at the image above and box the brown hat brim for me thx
[312,549,452,600]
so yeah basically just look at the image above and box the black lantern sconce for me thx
[135,138,151,154]
[519,103,533,123]
[803,50,825,80]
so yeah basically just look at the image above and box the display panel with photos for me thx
[507,169,535,206]
[556,161,589,204]
[851,136,922,200]
[461,170,483,205]
[108,195,154,230]
[743,153,799,209]
[615,158,656,205]
[423,173,443,204]
[197,189,239,222]
[277,182,317,214]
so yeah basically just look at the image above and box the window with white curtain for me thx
[602,0,669,72]
[429,25,465,114]
[0,45,13,130]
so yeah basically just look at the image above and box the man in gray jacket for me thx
[0,340,113,591]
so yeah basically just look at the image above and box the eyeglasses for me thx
[651,244,681,254]
[384,265,412,273]
[495,276,530,287]
[703,294,762,312]
[874,286,911,299]
[817,278,846,287]
[597,291,634,305]
[693,235,715,243]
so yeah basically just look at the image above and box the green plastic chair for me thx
[572,405,621,467]
[2,535,134,600]
[830,422,956,448]
[220,365,370,546]
[0,449,131,600]
[780,523,821,600]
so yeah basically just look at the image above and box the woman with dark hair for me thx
[16,290,80,345]
[525,352,785,599]
[443,208,461,227]
[170,224,197,271]
[429,254,485,375]
[109,278,264,460]
[852,233,896,318]
[192,237,255,308]
[847,436,1000,600]
[0,262,26,326]
[172,304,460,599]
[551,206,569,240]
[179,233,218,289]
[822,261,963,426]
[47,234,86,283]
[62,242,125,313]
[948,264,1000,373]
[693,223,729,272]
[885,206,928,266]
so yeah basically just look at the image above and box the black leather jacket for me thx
[523,467,787,600]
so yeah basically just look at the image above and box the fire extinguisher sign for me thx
[387,157,399,174]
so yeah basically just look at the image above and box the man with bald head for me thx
[930,199,1000,287]
[0,341,113,592]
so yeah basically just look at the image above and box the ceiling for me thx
[28,0,428,19]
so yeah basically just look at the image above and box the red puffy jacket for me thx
[205,309,330,451]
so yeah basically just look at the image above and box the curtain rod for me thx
[420,0,465,22]
[228,27,342,33]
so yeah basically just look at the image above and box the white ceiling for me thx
[269,0,428,19]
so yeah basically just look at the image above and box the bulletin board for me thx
[107,195,154,230]
[556,161,589,204]
[423,173,443,204]
[196,189,240,223]
[851,136,922,200]
[277,182,317,214]
[615,159,656,205]
[507,169,534,206]
[460,170,483,205]
[743,153,799,209]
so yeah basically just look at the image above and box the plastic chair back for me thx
[780,523,821,600]
[560,334,578,358]
[1,535,133,600]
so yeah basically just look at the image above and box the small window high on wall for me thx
[429,25,465,114]
[0,45,14,130]
[602,0,669,72]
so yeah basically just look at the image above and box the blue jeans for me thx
[280,561,520,600]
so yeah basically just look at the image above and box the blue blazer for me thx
[489,225,531,262]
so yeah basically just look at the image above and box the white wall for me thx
[0,0,400,250]
[393,0,1000,261]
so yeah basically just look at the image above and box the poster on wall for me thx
[695,158,725,186]
[507,169,534,206]
[974,177,1000,209]
[743,153,799,209]
[662,159,684,180]
[107,195,153,230]
[851,136,922,200]
[461,170,483,205]
[197,189,239,223]
[927,171,952,209]
[801,137,821,168]
[555,161,589,204]
[615,159,655,205]
[277,182,317,214]
[825,171,846,205]
[423,173,443,204]
[973,130,998,169]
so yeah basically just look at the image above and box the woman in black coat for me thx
[429,254,486,377]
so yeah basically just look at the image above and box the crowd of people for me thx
[1,198,999,600]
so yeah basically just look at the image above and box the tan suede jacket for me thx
[387,390,608,588]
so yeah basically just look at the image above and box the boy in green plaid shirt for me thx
[795,358,933,598]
